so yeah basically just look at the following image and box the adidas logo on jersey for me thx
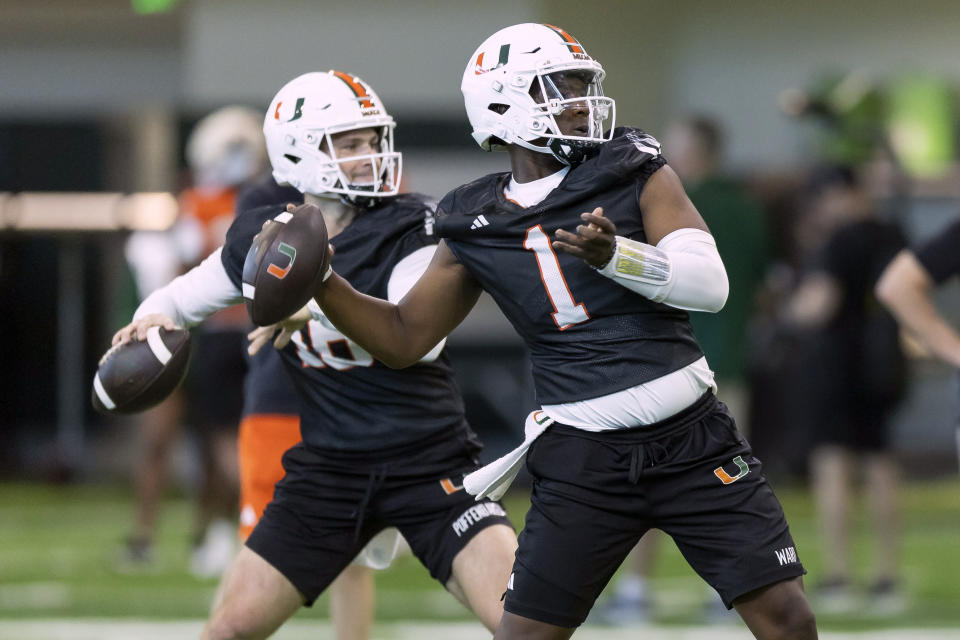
[470,215,490,230]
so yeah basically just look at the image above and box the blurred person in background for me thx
[876,217,960,464]
[114,70,518,640]
[594,114,771,625]
[119,106,266,577]
[784,165,907,614]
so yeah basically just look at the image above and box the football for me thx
[91,326,191,415]
[241,203,330,326]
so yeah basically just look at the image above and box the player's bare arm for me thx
[551,165,708,265]
[314,240,483,368]
[637,164,709,242]
[876,250,960,368]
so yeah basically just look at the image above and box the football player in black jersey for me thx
[113,71,517,640]
[311,25,818,640]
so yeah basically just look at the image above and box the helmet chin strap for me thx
[340,190,379,210]
[306,186,375,209]
[513,136,555,157]
[515,113,599,165]
[514,135,595,166]
[547,138,595,165]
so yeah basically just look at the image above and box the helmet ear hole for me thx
[488,103,510,115]
[284,154,301,164]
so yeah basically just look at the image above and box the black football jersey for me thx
[235,178,305,419]
[222,189,471,452]
[437,127,703,405]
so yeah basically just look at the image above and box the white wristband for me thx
[597,236,672,286]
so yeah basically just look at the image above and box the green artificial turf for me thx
[0,479,957,630]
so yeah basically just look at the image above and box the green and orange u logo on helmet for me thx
[274,97,305,122]
[267,243,297,280]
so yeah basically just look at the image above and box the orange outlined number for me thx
[524,225,590,330]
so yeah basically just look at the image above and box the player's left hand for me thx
[247,304,312,355]
[552,207,617,268]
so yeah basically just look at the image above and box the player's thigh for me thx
[245,445,376,605]
[203,546,304,640]
[446,523,518,630]
[504,430,650,628]
[396,484,514,587]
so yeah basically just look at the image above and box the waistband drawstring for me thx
[628,441,669,484]
[352,467,387,544]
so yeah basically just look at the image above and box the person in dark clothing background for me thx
[785,165,907,614]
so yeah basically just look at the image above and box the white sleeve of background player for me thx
[596,228,729,313]
[133,247,244,327]
[124,230,182,298]
[387,245,446,362]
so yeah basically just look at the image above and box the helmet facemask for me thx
[307,123,402,205]
[523,64,615,164]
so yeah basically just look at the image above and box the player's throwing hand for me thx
[552,206,617,268]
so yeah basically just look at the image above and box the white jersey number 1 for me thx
[524,225,590,330]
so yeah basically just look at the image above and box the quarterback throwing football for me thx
[311,24,818,640]
[114,71,518,640]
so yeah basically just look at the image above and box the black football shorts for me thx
[504,393,805,627]
[246,428,513,605]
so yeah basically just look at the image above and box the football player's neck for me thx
[507,145,566,184]
[304,192,356,238]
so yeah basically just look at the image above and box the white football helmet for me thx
[186,105,267,188]
[263,71,402,202]
[461,23,615,164]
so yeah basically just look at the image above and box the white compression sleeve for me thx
[596,228,728,313]
[133,247,244,327]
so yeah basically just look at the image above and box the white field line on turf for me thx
[1,620,959,640]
